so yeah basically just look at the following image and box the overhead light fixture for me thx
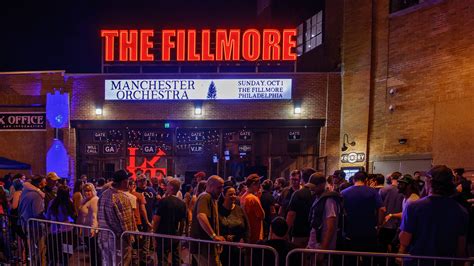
[294,100,302,114]
[194,102,202,115]
[341,133,356,152]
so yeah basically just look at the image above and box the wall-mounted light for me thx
[341,133,356,152]
[388,104,395,112]
[399,138,408,144]
[95,103,103,115]
[293,100,302,114]
[194,101,202,115]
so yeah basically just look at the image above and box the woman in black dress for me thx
[218,185,250,266]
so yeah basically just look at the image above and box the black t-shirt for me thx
[136,186,157,223]
[278,187,297,217]
[154,195,186,235]
[260,190,275,225]
[254,239,300,266]
[287,187,315,237]
[218,204,249,242]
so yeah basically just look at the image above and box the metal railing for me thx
[286,248,474,266]
[23,218,474,266]
[0,214,27,264]
[27,218,116,266]
[121,230,279,266]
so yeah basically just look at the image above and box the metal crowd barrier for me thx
[0,214,27,264]
[27,218,116,266]
[121,230,280,266]
[286,248,474,266]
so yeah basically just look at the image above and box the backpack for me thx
[309,191,344,243]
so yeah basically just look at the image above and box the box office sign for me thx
[105,79,292,101]
[0,112,46,131]
[341,152,366,164]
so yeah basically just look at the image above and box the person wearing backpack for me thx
[307,173,343,264]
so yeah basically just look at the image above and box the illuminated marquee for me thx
[105,79,292,100]
[100,29,297,62]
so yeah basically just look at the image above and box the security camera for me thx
[388,88,397,95]
[388,104,395,112]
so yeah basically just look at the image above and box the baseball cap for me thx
[305,172,326,189]
[428,165,454,184]
[46,172,60,181]
[112,170,132,183]
[398,174,415,184]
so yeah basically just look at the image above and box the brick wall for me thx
[68,73,334,121]
[0,72,66,176]
[340,0,373,169]
[343,0,474,171]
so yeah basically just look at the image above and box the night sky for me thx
[1,0,257,73]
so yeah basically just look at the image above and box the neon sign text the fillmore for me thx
[100,29,297,62]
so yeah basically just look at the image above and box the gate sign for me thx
[105,79,292,101]
[288,130,301,140]
[142,144,157,154]
[85,144,99,155]
[94,131,107,142]
[0,112,46,131]
[341,152,366,163]
[143,132,158,141]
[103,144,118,154]
[190,144,204,154]
[239,130,252,141]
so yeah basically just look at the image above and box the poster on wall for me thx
[105,79,292,101]
[0,112,46,131]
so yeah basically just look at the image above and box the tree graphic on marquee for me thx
[207,81,217,99]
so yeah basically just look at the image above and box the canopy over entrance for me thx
[0,157,31,170]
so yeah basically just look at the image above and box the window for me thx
[390,0,422,13]
[296,10,323,56]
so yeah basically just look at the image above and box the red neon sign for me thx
[126,147,167,179]
[101,29,297,62]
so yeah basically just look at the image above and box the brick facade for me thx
[341,0,474,171]
[0,71,342,177]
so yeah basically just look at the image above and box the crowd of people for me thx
[0,165,473,265]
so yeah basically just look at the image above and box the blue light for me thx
[47,90,69,128]
[47,139,69,178]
